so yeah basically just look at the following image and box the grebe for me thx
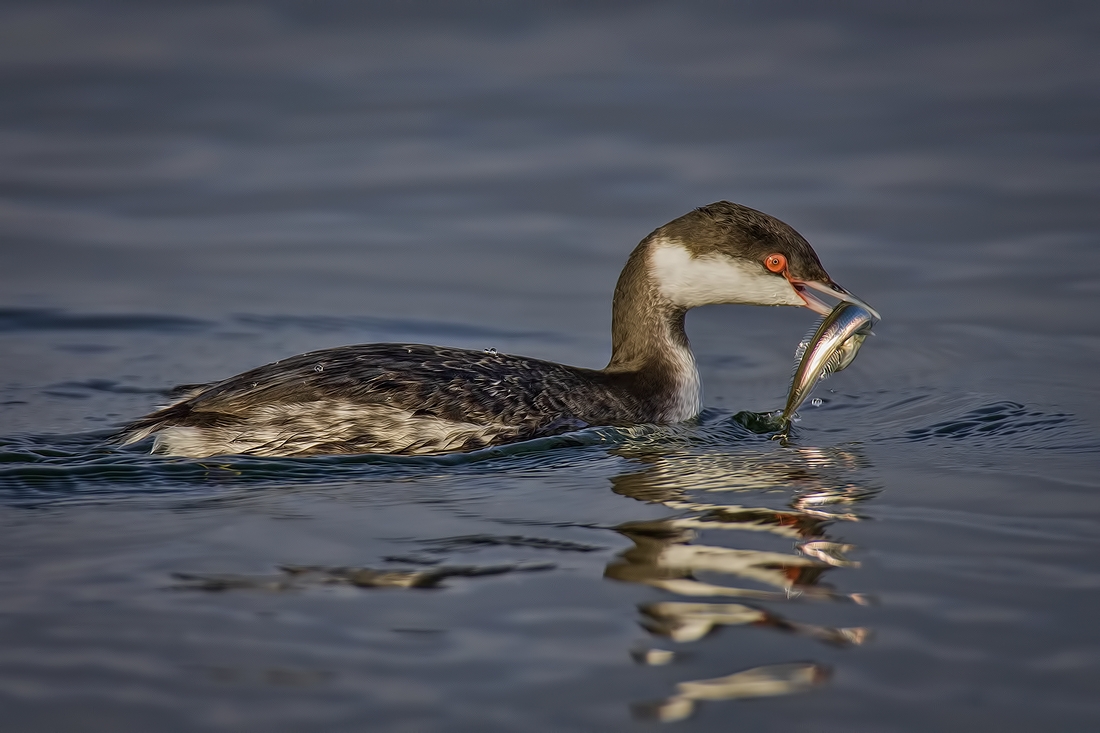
[120,202,877,458]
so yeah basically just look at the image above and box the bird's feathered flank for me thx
[119,343,669,457]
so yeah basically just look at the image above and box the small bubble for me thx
[811,397,823,407]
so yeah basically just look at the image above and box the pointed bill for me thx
[790,279,881,321]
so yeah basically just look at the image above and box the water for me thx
[2,2,1099,730]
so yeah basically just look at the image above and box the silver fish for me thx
[782,302,878,421]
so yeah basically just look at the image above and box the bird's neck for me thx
[604,237,701,421]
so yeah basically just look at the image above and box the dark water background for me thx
[2,1,1099,730]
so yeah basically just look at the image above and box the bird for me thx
[119,201,876,458]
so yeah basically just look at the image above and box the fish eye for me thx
[764,253,787,273]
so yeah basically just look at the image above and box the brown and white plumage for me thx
[119,201,876,457]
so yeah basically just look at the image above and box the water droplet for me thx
[484,347,498,354]
[811,397,823,407]
[313,364,324,372]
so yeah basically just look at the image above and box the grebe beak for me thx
[790,279,881,321]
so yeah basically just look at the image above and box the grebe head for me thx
[646,201,879,319]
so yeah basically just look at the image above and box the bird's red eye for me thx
[764,253,787,273]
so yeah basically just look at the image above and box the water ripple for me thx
[233,313,559,341]
[0,425,655,506]
[0,308,210,333]
[0,409,784,506]
[902,400,1094,452]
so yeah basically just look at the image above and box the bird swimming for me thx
[119,201,878,458]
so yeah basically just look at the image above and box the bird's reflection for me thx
[604,441,878,721]
[165,431,879,723]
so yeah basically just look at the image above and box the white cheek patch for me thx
[648,240,805,308]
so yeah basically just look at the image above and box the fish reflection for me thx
[606,442,877,720]
[636,662,831,723]
[606,519,849,602]
[640,601,870,645]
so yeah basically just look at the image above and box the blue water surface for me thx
[1,2,1098,731]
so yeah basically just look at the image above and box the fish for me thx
[781,301,878,422]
